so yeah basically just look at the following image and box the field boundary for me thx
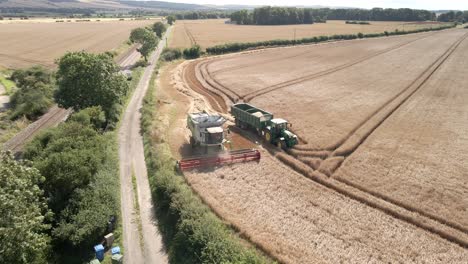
[205,24,456,55]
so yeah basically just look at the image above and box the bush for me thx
[23,114,120,260]
[346,21,370,25]
[183,45,201,59]
[9,66,55,120]
[161,48,182,61]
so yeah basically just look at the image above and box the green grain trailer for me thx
[231,103,298,149]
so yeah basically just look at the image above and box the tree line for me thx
[174,11,228,20]
[230,7,437,25]
[437,11,468,23]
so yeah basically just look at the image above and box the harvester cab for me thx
[187,112,226,149]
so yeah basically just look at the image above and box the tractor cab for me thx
[270,118,289,132]
[267,118,298,149]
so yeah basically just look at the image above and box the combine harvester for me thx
[178,112,261,171]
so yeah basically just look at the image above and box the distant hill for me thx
[119,0,208,10]
[0,0,210,10]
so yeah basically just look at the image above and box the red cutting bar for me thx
[178,149,261,171]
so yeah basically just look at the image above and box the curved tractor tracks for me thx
[184,30,468,249]
[197,31,436,104]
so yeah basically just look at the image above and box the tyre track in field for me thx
[183,61,226,113]
[210,32,436,76]
[184,22,196,46]
[285,31,468,241]
[184,30,468,248]
[240,33,437,102]
[198,32,435,103]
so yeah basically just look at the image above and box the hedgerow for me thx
[206,24,456,55]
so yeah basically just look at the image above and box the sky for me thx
[167,0,468,10]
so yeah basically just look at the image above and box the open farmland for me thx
[169,19,448,49]
[173,28,468,262]
[0,19,156,68]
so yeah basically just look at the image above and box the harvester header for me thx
[178,149,261,171]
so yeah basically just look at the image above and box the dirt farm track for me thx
[169,28,468,263]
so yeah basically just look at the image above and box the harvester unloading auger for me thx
[177,112,261,171]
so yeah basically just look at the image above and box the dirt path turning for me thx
[118,28,171,264]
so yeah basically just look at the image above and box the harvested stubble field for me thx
[169,19,447,49]
[175,27,468,262]
[0,19,155,68]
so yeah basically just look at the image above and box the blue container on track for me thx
[94,244,105,261]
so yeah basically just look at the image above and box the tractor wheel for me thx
[276,141,287,150]
[264,131,271,143]
[280,141,287,150]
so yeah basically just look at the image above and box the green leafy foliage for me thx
[174,12,226,20]
[9,66,54,120]
[346,20,370,25]
[130,27,159,61]
[167,15,176,25]
[438,10,468,22]
[23,119,107,214]
[55,51,129,125]
[23,111,120,260]
[183,45,201,59]
[0,152,50,264]
[152,21,167,38]
[141,69,268,264]
[206,24,456,55]
[68,106,106,131]
[161,48,182,61]
[231,6,436,25]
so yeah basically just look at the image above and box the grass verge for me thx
[0,72,16,95]
[131,168,144,248]
[141,63,271,263]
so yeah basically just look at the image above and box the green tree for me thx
[23,121,107,214]
[183,45,201,59]
[167,15,176,25]
[68,106,106,130]
[152,21,166,38]
[130,27,158,61]
[54,52,128,124]
[0,152,50,264]
[9,66,54,120]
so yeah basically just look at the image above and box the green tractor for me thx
[231,103,298,149]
